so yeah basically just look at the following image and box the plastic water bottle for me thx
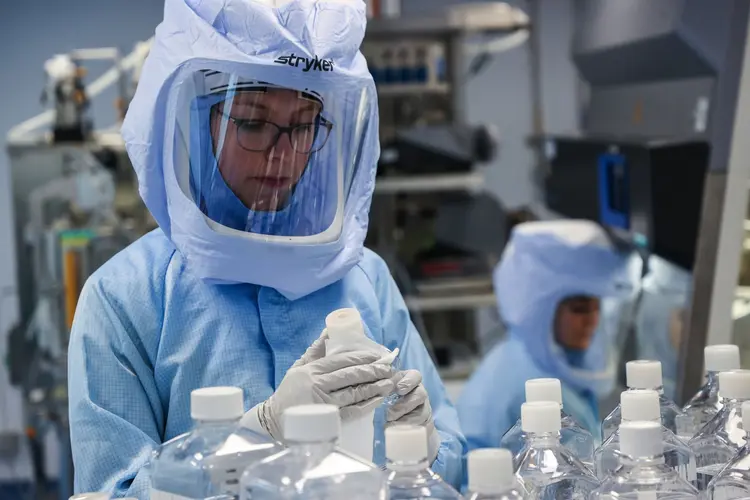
[594,389,697,485]
[324,308,398,463]
[690,369,750,491]
[677,344,741,440]
[514,402,600,498]
[591,421,699,499]
[601,360,688,441]
[149,387,280,500]
[466,449,528,499]
[240,404,387,499]
[500,378,595,469]
[385,425,462,499]
[704,401,750,499]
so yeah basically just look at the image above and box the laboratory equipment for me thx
[594,390,697,486]
[363,3,526,371]
[499,378,595,468]
[703,401,750,499]
[534,0,750,409]
[514,402,600,498]
[691,370,750,490]
[385,425,462,500]
[5,40,156,499]
[240,404,387,499]
[324,308,398,462]
[466,449,527,500]
[41,55,91,143]
[590,421,700,499]
[601,360,688,441]
[678,344,741,439]
[149,387,279,500]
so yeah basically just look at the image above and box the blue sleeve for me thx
[68,277,165,499]
[456,345,523,452]
[366,255,467,489]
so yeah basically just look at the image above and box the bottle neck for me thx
[287,439,337,456]
[619,454,665,468]
[194,417,240,427]
[386,458,431,473]
[526,431,562,447]
[629,386,664,395]
[706,371,720,385]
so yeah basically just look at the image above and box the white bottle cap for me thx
[468,448,515,494]
[620,421,663,458]
[325,308,365,340]
[705,345,741,373]
[386,425,429,463]
[626,360,663,389]
[283,404,340,442]
[521,401,561,434]
[719,370,750,400]
[190,387,244,421]
[621,389,660,422]
[69,495,109,500]
[525,378,563,405]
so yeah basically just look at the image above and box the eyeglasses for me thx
[215,109,333,154]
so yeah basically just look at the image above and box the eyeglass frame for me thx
[212,107,334,154]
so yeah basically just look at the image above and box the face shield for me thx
[167,66,371,243]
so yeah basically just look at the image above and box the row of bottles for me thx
[496,344,750,498]
[73,343,750,499]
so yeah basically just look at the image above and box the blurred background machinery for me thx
[4,41,155,500]
[363,2,531,382]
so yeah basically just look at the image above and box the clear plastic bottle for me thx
[385,425,462,499]
[704,401,750,499]
[465,449,527,499]
[590,421,700,499]
[514,401,600,498]
[690,369,750,491]
[240,404,387,499]
[595,390,697,486]
[677,345,741,440]
[602,360,688,442]
[499,378,595,469]
[149,387,280,500]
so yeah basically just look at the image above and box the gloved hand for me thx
[247,332,396,441]
[387,370,441,464]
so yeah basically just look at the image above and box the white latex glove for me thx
[243,333,396,441]
[387,369,441,464]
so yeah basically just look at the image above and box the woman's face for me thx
[554,296,601,350]
[210,88,321,211]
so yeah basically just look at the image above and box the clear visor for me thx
[169,68,372,241]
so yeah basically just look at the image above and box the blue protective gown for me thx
[68,232,465,497]
[457,222,629,450]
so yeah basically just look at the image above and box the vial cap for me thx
[69,495,109,500]
[190,386,244,421]
[521,401,561,434]
[283,404,340,442]
[386,425,428,463]
[620,421,663,458]
[719,370,750,400]
[621,389,660,422]
[705,345,741,373]
[626,360,663,389]
[325,308,365,340]
[525,378,563,405]
[468,448,515,494]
